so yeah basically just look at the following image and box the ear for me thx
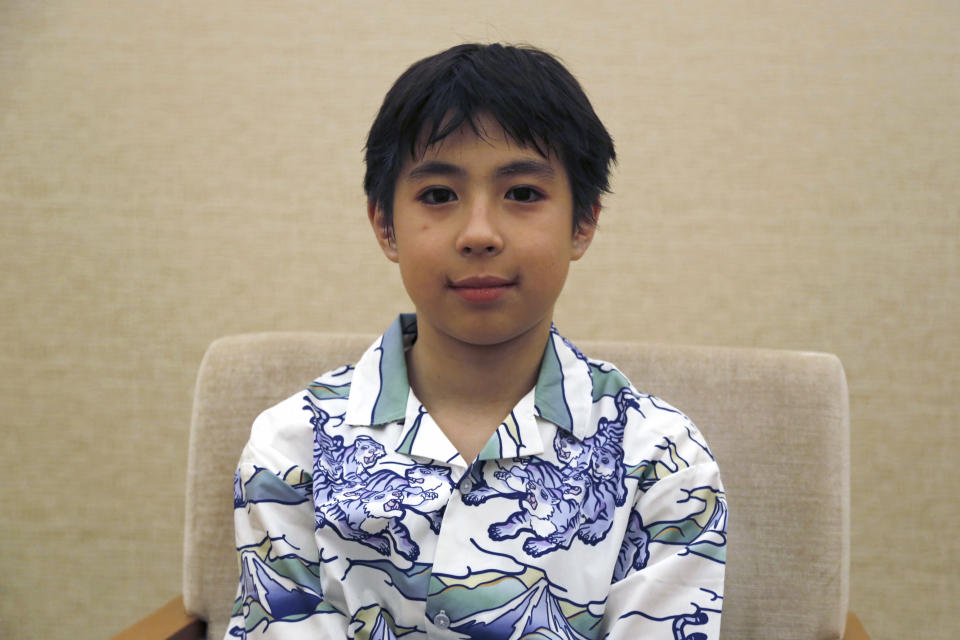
[570,204,600,261]
[368,200,399,263]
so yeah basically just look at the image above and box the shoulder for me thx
[582,355,718,471]
[241,363,356,469]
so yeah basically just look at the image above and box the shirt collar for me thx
[344,313,415,427]
[344,314,596,440]
[533,326,595,440]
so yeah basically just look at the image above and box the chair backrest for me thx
[183,333,849,640]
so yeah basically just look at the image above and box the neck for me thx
[406,316,553,422]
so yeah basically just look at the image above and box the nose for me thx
[455,197,503,256]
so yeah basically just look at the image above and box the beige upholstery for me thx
[183,333,849,640]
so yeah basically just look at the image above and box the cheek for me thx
[524,237,566,267]
[533,251,572,286]
[395,220,443,252]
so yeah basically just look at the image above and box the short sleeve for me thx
[224,409,349,639]
[601,460,727,639]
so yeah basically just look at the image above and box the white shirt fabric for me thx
[226,314,727,639]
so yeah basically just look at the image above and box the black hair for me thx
[363,43,616,233]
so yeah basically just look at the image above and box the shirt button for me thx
[434,610,450,629]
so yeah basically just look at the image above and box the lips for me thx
[449,275,516,303]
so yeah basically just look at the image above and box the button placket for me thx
[425,475,475,638]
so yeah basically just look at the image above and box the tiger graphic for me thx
[469,387,640,554]
[302,395,453,560]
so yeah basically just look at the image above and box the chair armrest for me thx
[844,611,870,640]
[111,596,206,640]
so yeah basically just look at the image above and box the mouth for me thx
[449,275,516,303]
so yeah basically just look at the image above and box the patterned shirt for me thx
[227,314,727,639]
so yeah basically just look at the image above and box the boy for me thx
[228,43,726,639]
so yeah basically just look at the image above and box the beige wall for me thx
[1,1,956,638]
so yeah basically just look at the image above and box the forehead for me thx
[404,114,560,173]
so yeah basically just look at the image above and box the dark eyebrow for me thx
[405,159,557,182]
[405,161,466,181]
[494,160,556,180]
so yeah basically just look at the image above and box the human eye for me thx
[418,187,458,205]
[505,186,544,203]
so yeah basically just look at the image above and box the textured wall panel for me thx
[0,1,956,638]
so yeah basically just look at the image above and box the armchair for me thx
[114,333,869,639]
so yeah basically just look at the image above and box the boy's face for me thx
[369,115,596,348]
